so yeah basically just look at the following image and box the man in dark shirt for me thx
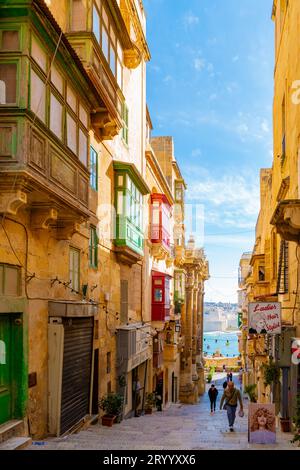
[208,384,218,413]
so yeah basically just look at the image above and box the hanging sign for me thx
[291,338,300,365]
[248,302,281,335]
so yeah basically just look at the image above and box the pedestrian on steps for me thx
[220,381,243,432]
[208,384,218,414]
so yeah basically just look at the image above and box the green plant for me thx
[99,393,123,417]
[261,361,280,386]
[244,384,257,403]
[291,394,300,445]
[207,373,213,383]
[145,392,156,410]
[118,375,126,388]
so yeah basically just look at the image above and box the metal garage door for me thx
[60,317,93,435]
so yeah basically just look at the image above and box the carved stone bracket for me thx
[271,200,300,242]
[0,190,27,215]
[31,207,58,230]
[124,43,142,69]
[56,222,81,240]
[91,111,120,140]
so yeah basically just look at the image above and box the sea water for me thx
[203,331,239,358]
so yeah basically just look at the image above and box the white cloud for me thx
[150,64,161,73]
[191,148,202,157]
[194,58,206,71]
[209,93,217,101]
[232,55,239,62]
[163,75,172,83]
[261,119,270,133]
[183,12,199,27]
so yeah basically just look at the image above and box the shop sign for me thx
[248,302,281,335]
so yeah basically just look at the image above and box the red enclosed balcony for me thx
[150,194,171,259]
[152,271,171,322]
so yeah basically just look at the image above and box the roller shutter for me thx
[60,317,93,435]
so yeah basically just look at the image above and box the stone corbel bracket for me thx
[31,207,58,230]
[0,190,27,215]
[56,222,82,241]
[124,42,142,69]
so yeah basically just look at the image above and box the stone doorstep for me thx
[0,420,24,444]
[0,437,32,450]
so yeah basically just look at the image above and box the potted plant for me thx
[291,393,300,445]
[145,392,156,414]
[244,384,257,403]
[99,392,123,427]
[261,360,280,387]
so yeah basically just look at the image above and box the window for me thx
[0,264,21,296]
[50,93,63,140]
[1,31,19,50]
[51,64,64,95]
[31,36,47,72]
[71,0,87,31]
[30,69,46,122]
[79,129,88,166]
[122,103,129,144]
[258,266,265,282]
[154,288,163,302]
[0,63,17,105]
[90,147,98,190]
[91,1,123,83]
[67,112,77,154]
[89,226,98,268]
[69,247,80,292]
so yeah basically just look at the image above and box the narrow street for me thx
[29,374,298,451]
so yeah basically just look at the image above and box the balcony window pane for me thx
[117,191,123,215]
[102,27,109,61]
[79,129,88,166]
[67,112,77,154]
[0,63,17,104]
[102,7,109,28]
[117,59,122,88]
[79,103,88,128]
[110,46,116,75]
[110,26,116,46]
[90,147,98,190]
[31,69,45,122]
[93,5,100,43]
[67,85,77,113]
[51,64,64,95]
[31,36,47,72]
[50,93,63,140]
[1,31,19,50]
[72,0,87,31]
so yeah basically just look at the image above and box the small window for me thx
[79,103,88,128]
[258,266,265,282]
[31,36,47,72]
[69,247,80,292]
[50,93,63,140]
[92,5,100,43]
[71,0,87,31]
[89,226,98,268]
[0,63,17,104]
[102,27,109,61]
[154,288,163,302]
[1,31,19,50]
[90,147,98,190]
[51,64,64,95]
[67,85,77,113]
[79,129,88,166]
[122,103,129,144]
[66,112,77,154]
[30,69,46,122]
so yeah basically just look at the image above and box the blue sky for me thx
[144,0,274,303]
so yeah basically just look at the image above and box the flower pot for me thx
[145,408,152,415]
[280,418,291,433]
[101,415,116,427]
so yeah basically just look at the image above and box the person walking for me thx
[208,384,218,414]
[229,371,233,382]
[223,380,228,391]
[220,381,243,432]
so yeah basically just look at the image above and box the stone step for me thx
[0,437,32,450]
[0,420,24,443]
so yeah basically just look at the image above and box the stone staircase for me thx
[0,420,32,450]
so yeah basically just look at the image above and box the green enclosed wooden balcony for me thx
[113,161,150,265]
